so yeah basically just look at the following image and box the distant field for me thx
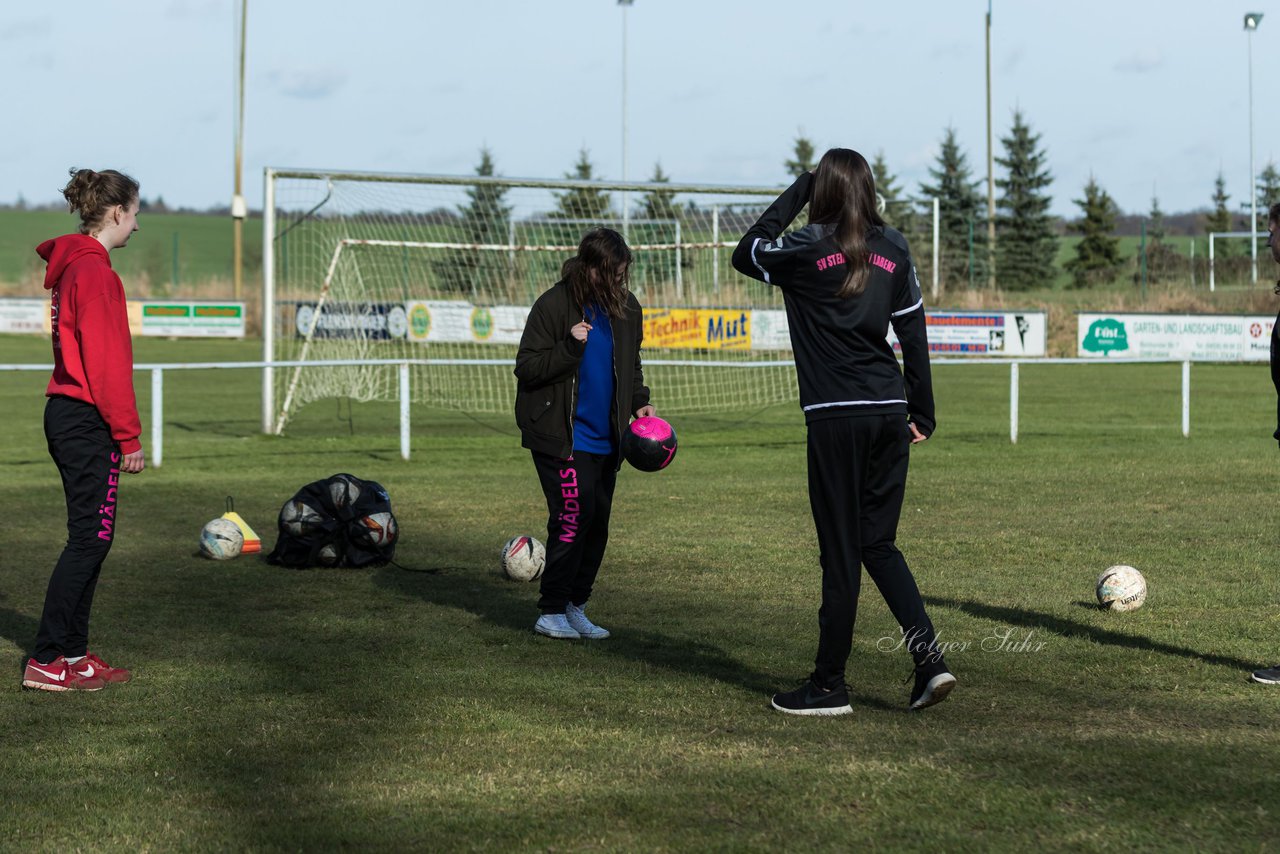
[0,209,263,296]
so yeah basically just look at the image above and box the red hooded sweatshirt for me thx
[38,234,142,455]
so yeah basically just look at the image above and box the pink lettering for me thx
[868,252,897,274]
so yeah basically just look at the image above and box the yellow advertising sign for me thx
[642,308,751,350]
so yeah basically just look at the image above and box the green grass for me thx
[1,337,1278,850]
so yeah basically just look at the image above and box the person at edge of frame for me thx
[1252,200,1280,685]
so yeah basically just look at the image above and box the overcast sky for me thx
[2,1,1275,218]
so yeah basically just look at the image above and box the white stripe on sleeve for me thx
[890,298,923,317]
[749,237,771,284]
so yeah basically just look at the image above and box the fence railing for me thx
[0,357,1202,465]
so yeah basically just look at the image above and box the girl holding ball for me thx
[515,228,653,641]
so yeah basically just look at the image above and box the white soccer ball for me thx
[358,511,398,548]
[501,535,546,582]
[875,191,887,216]
[200,518,244,560]
[1096,564,1147,612]
[280,499,323,537]
[317,542,341,567]
[328,475,362,512]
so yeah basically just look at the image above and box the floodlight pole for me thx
[232,0,248,300]
[985,0,995,289]
[619,0,634,238]
[1246,12,1263,284]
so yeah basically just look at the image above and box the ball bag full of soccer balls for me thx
[267,473,398,568]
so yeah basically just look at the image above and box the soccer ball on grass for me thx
[1096,564,1147,611]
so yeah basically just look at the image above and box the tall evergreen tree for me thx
[785,134,817,177]
[1147,194,1166,243]
[1142,193,1180,283]
[1256,161,1280,229]
[872,151,918,235]
[1205,172,1233,256]
[553,148,611,221]
[438,147,513,294]
[639,161,679,222]
[993,110,1057,291]
[918,127,987,289]
[1065,176,1123,288]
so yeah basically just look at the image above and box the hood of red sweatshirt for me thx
[36,234,110,290]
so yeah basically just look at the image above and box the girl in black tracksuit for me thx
[515,228,653,641]
[732,148,954,715]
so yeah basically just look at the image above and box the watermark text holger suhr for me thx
[878,627,1049,662]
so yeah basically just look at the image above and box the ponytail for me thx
[61,168,140,235]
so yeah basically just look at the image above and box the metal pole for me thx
[1010,361,1019,444]
[233,0,248,300]
[1181,360,1190,437]
[399,362,411,460]
[674,220,683,299]
[1209,233,1216,292]
[985,0,996,289]
[151,369,163,468]
[1250,27,1258,284]
[932,197,940,299]
[620,0,632,237]
[712,205,720,294]
[262,168,276,433]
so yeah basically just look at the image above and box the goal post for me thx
[262,167,940,433]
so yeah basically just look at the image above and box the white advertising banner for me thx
[751,309,1046,355]
[139,301,246,338]
[1077,313,1275,361]
[405,301,529,345]
[0,298,47,334]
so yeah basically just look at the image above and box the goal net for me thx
[263,169,925,433]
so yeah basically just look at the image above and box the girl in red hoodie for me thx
[22,168,145,692]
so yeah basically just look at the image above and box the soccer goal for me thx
[262,168,938,434]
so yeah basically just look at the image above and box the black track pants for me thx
[806,414,939,686]
[531,450,618,613]
[33,397,122,664]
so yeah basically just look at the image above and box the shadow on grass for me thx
[0,601,38,671]
[373,562,786,697]
[927,596,1257,671]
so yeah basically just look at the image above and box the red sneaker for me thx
[21,656,105,692]
[76,652,132,684]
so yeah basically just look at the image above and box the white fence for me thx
[0,357,1203,465]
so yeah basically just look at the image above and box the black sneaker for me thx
[1251,665,1280,684]
[908,663,956,711]
[770,680,853,716]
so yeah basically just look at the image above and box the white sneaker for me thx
[565,603,610,639]
[534,613,581,639]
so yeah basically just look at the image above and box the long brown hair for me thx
[808,148,885,298]
[560,227,632,318]
[61,168,140,236]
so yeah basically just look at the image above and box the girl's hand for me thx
[634,405,655,419]
[908,422,928,445]
[571,321,593,342]
[120,448,146,473]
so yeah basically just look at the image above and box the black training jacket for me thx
[514,279,650,461]
[731,173,936,436]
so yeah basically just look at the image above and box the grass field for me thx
[1,334,1278,850]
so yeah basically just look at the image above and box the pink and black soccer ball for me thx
[622,416,678,472]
